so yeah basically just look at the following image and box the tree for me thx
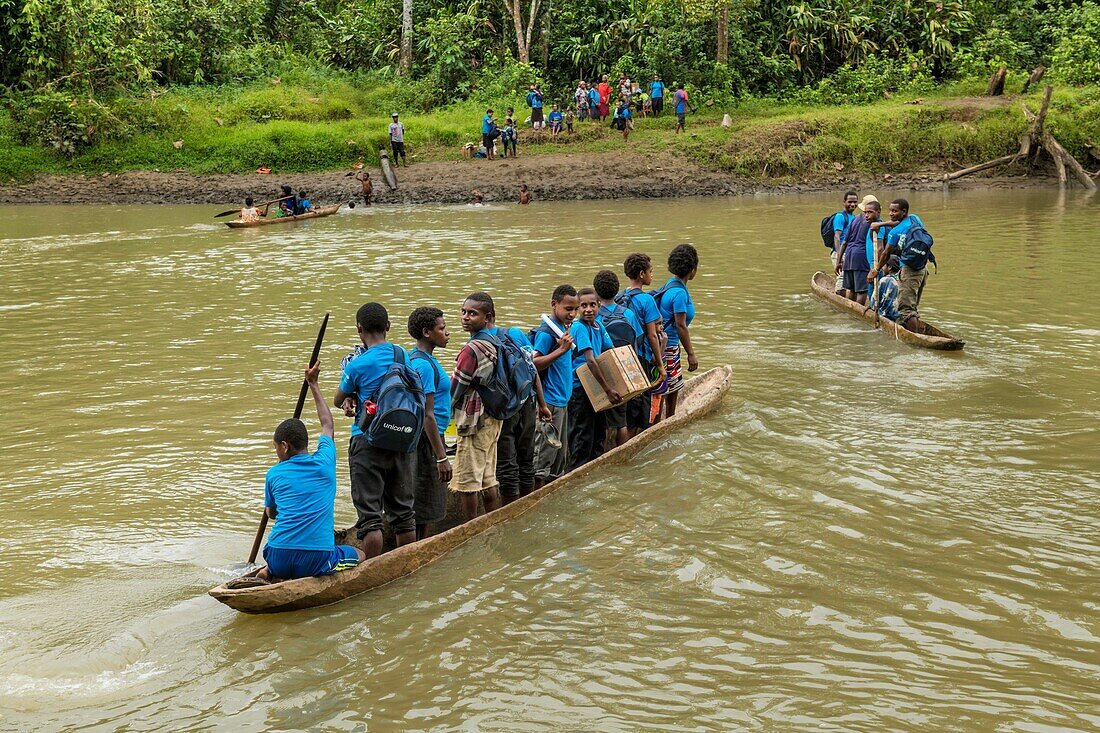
[501,0,540,63]
[400,0,412,74]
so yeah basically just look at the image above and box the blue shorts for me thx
[263,545,360,579]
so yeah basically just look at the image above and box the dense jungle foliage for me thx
[0,0,1098,171]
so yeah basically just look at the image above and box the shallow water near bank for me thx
[0,190,1098,731]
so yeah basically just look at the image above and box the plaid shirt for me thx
[451,336,497,436]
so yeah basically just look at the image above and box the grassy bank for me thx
[2,78,1098,183]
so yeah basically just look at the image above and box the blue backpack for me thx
[359,345,425,454]
[598,304,636,350]
[648,278,688,330]
[409,349,445,390]
[471,331,535,420]
[898,223,938,272]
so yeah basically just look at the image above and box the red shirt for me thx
[597,83,611,105]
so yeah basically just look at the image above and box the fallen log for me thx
[1021,65,1046,95]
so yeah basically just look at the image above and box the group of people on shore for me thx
[254,245,702,584]
[825,191,934,331]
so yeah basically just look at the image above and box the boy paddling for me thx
[334,303,418,558]
[258,360,365,582]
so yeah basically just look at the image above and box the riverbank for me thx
[0,150,1055,205]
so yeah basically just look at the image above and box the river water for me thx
[0,190,1097,731]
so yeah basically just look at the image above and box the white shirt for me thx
[389,122,405,143]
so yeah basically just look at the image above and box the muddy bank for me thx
[0,150,1051,205]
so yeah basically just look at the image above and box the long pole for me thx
[247,313,330,564]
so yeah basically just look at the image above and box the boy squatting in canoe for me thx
[257,360,366,582]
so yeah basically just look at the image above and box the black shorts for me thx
[413,434,446,524]
[604,402,628,430]
[482,133,495,150]
[843,269,870,293]
[531,108,544,123]
[496,399,536,497]
[626,393,650,430]
[390,140,406,156]
[652,97,664,114]
[349,436,415,537]
[677,112,686,125]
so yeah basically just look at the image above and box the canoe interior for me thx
[209,364,732,614]
[810,271,965,350]
[225,204,342,228]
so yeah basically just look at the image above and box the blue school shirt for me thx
[481,115,494,134]
[885,214,926,267]
[410,349,451,436]
[650,81,665,98]
[264,435,337,551]
[658,277,695,348]
[549,110,563,124]
[339,343,400,437]
[619,288,661,363]
[532,319,574,408]
[570,320,613,392]
[588,88,599,107]
[832,211,855,249]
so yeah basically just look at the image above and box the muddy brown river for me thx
[0,190,1097,731]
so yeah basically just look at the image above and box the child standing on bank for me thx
[531,285,579,488]
[568,287,623,470]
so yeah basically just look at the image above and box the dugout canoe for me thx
[225,204,342,228]
[810,271,965,350]
[209,365,732,614]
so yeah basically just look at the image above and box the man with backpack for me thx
[822,191,859,294]
[452,292,530,521]
[526,85,545,130]
[870,198,932,332]
[594,269,644,448]
[334,303,423,559]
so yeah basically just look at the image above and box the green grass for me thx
[2,79,1098,182]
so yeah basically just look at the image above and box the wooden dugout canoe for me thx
[209,365,733,614]
[225,204,342,228]
[810,271,965,351]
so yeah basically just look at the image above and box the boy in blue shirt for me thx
[258,359,364,582]
[548,105,564,136]
[293,190,313,215]
[407,306,452,540]
[654,244,699,419]
[531,285,580,488]
[334,303,417,558]
[870,198,927,331]
[650,74,666,115]
[830,191,859,293]
[594,269,643,448]
[621,253,667,426]
[568,287,623,470]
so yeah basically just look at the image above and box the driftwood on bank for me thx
[944,85,1097,191]
[985,66,1007,97]
[1021,65,1046,95]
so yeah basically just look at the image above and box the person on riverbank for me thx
[568,288,622,470]
[407,307,452,540]
[653,244,699,419]
[618,73,632,103]
[835,196,875,305]
[829,191,859,294]
[620,252,667,428]
[597,76,612,121]
[531,285,579,488]
[354,170,372,205]
[650,74,666,116]
[612,98,633,142]
[565,108,575,133]
[257,360,365,582]
[451,293,504,521]
[588,83,600,124]
[389,113,407,166]
[334,303,418,559]
[548,105,564,136]
[519,184,531,204]
[574,81,590,121]
[871,198,929,332]
[485,310,552,505]
[240,196,260,222]
[594,269,642,448]
[481,109,497,161]
[527,86,545,130]
[501,118,518,158]
[673,84,695,133]
[869,255,902,322]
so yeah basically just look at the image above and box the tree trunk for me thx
[524,0,540,65]
[502,0,529,63]
[399,0,413,76]
[717,5,729,64]
[985,65,1007,97]
[540,0,550,68]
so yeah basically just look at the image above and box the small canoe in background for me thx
[810,271,965,350]
[209,365,733,614]
[225,204,342,228]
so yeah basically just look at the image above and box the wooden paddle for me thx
[246,312,331,564]
[213,195,293,218]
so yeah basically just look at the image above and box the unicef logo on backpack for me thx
[383,422,414,434]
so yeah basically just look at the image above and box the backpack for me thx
[358,345,425,454]
[409,349,445,391]
[470,331,534,420]
[649,278,687,317]
[820,211,850,249]
[898,223,937,272]
[598,304,636,350]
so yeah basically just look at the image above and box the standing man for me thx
[481,109,497,161]
[650,74,666,116]
[870,198,929,332]
[388,113,407,166]
[830,191,859,294]
[527,85,545,130]
[673,83,695,134]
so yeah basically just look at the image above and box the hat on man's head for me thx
[857,194,879,211]
[391,112,399,118]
